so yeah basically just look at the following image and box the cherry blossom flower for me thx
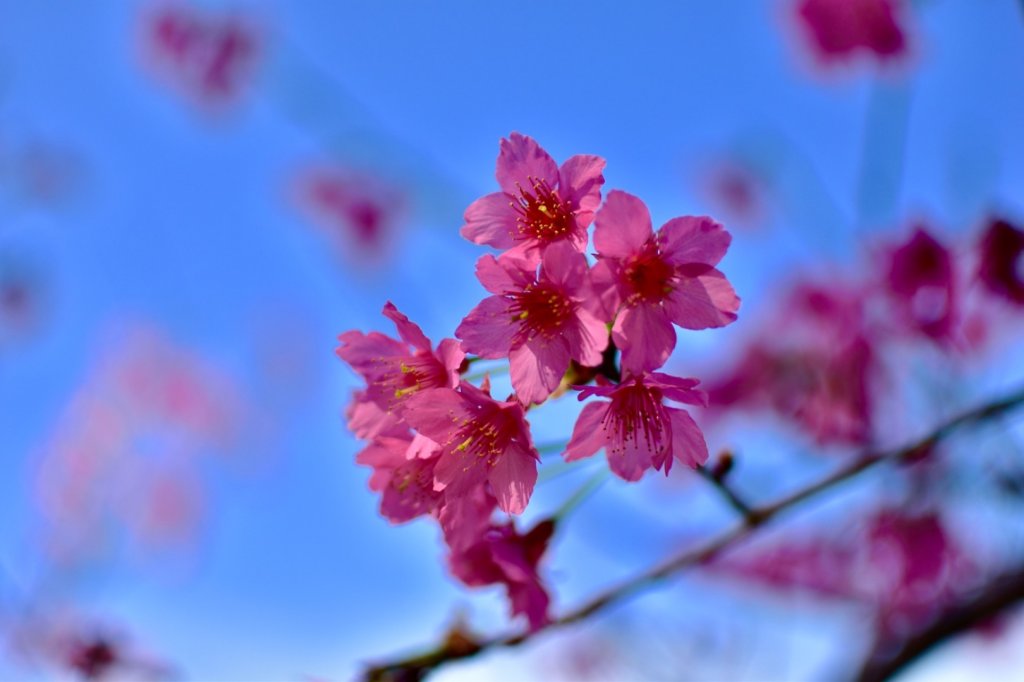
[592,190,739,374]
[796,0,908,63]
[707,281,877,445]
[565,373,708,481]
[978,217,1024,306]
[293,165,407,262]
[885,227,957,343]
[403,382,539,514]
[699,156,773,231]
[355,434,442,524]
[709,507,979,639]
[438,482,498,551]
[143,4,261,109]
[461,133,605,264]
[447,519,555,631]
[337,302,465,419]
[456,242,610,405]
[8,609,172,681]
[0,257,44,346]
[33,326,241,564]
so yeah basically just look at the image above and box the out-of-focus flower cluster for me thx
[337,133,740,629]
[141,3,262,110]
[33,326,241,566]
[707,218,1024,448]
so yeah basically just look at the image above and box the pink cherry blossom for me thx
[402,382,539,514]
[293,165,407,262]
[885,227,957,343]
[592,190,739,374]
[707,281,877,446]
[447,519,555,631]
[710,506,979,639]
[978,217,1024,306]
[438,482,498,551]
[456,242,610,405]
[33,326,241,565]
[344,389,404,441]
[461,133,605,264]
[355,434,442,524]
[337,302,465,419]
[796,0,908,63]
[565,373,709,481]
[142,4,261,109]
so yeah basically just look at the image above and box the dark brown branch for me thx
[696,463,758,523]
[363,384,1024,682]
[854,563,1024,682]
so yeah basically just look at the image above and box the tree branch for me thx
[854,562,1024,682]
[363,384,1024,682]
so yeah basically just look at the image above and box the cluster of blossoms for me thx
[712,505,981,640]
[142,3,261,109]
[708,217,1024,447]
[795,0,910,64]
[292,164,408,265]
[338,133,740,628]
[35,326,240,564]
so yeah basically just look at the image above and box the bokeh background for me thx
[2,1,1024,680]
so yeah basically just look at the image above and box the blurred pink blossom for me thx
[142,3,262,109]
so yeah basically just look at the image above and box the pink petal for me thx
[475,254,520,295]
[346,394,403,440]
[402,388,470,443]
[406,432,441,460]
[508,582,551,632]
[488,445,538,514]
[498,241,544,269]
[559,154,606,216]
[509,338,570,406]
[439,485,496,550]
[658,216,732,267]
[336,331,406,376]
[646,373,707,406]
[566,307,609,367]
[434,447,489,494]
[382,301,432,352]
[495,133,559,196]
[613,303,676,375]
[380,458,440,523]
[564,401,609,462]
[540,241,588,292]
[593,190,653,258]
[668,407,709,469]
[461,192,518,249]
[664,267,740,330]
[588,258,622,321]
[607,429,654,482]
[434,338,467,387]
[456,296,516,359]
[355,436,409,491]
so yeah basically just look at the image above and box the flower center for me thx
[375,354,446,409]
[603,382,669,456]
[510,177,575,243]
[623,245,675,305]
[508,282,575,342]
[451,405,518,466]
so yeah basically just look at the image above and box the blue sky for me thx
[2,1,1024,679]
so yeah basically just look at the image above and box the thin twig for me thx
[363,384,1024,682]
[696,465,758,522]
